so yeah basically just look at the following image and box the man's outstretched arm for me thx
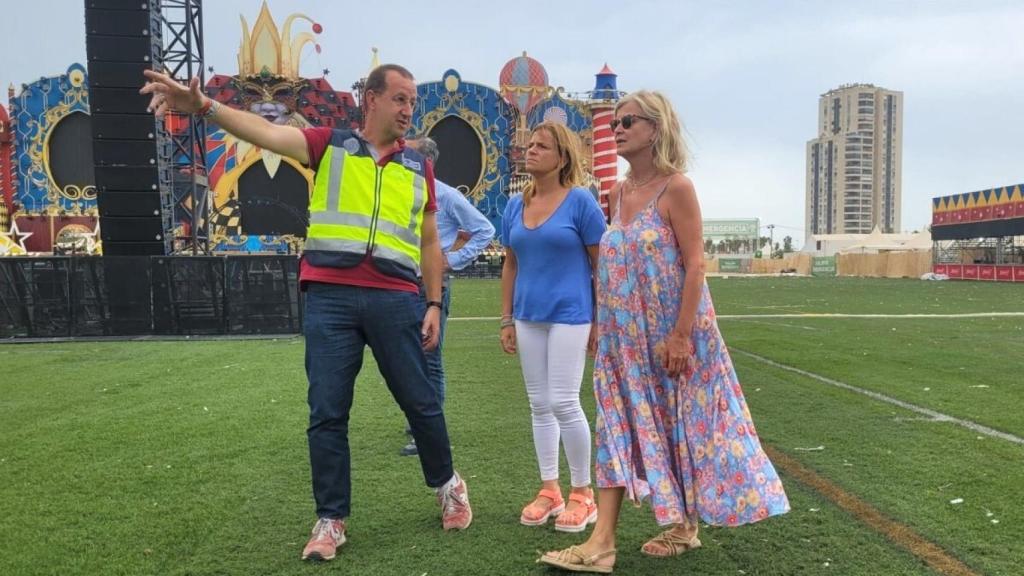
[141,70,309,165]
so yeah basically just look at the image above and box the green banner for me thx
[703,219,759,240]
[719,258,744,273]
[812,256,837,276]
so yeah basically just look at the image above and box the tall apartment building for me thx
[806,84,903,236]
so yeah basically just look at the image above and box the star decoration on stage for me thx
[0,219,33,255]
[81,220,100,254]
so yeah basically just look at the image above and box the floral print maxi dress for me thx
[593,192,790,527]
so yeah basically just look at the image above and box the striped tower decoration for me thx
[589,64,620,217]
[0,93,13,231]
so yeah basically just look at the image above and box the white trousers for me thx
[515,320,592,487]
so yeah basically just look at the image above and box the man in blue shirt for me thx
[401,137,496,455]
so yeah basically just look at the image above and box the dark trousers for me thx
[304,282,454,519]
[419,282,450,405]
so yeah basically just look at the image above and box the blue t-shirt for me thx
[502,186,607,324]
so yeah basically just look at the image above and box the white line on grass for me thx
[448,314,1024,445]
[731,349,1024,446]
[729,318,821,331]
[450,312,1024,321]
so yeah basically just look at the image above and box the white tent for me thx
[894,229,934,251]
[804,226,916,256]
[839,226,908,253]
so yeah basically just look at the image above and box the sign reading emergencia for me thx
[703,219,760,240]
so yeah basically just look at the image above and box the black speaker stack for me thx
[85,0,173,256]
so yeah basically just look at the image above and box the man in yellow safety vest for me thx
[141,63,472,564]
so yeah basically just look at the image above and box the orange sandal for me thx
[520,488,565,526]
[555,491,598,533]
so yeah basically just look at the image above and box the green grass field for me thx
[1,277,1021,575]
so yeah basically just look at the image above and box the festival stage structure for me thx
[1,1,626,338]
[200,2,360,253]
[4,64,99,255]
[931,184,1024,281]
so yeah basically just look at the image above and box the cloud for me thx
[690,134,807,238]
[842,7,1024,95]
[2,0,1020,238]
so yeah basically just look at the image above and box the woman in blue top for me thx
[500,122,608,533]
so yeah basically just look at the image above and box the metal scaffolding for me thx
[159,0,209,254]
[933,236,1024,266]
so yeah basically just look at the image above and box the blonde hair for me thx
[522,122,586,206]
[616,90,689,174]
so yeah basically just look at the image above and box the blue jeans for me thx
[419,282,450,405]
[304,282,454,519]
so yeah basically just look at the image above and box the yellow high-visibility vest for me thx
[304,131,428,283]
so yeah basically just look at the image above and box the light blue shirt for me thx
[501,187,607,324]
[435,180,496,270]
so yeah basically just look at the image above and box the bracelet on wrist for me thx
[198,98,219,119]
[500,319,515,329]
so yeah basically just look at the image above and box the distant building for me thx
[806,84,903,241]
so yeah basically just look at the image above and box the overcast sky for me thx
[2,0,1022,244]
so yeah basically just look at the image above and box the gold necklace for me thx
[625,172,659,194]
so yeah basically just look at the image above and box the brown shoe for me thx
[301,518,346,561]
[438,472,473,531]
[538,545,616,573]
[640,526,701,557]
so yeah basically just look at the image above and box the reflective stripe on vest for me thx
[309,211,420,247]
[307,144,425,275]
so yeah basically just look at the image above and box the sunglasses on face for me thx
[610,114,654,130]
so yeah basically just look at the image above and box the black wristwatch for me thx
[426,300,443,311]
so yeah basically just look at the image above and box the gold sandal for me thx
[538,545,616,574]
[640,528,702,557]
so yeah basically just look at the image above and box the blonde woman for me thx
[500,122,607,533]
[541,92,789,573]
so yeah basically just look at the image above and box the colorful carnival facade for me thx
[0,2,621,256]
